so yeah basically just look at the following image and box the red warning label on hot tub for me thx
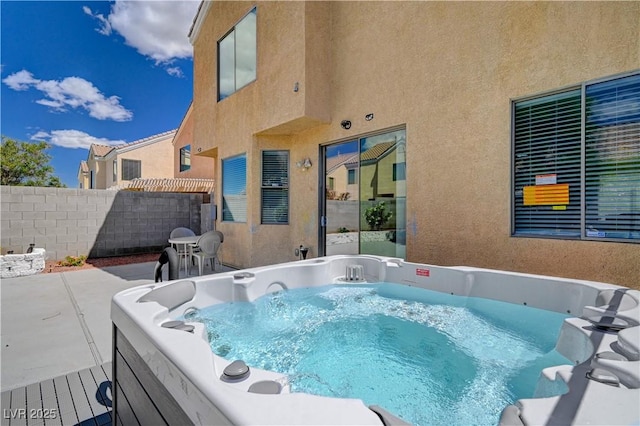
[416,268,430,277]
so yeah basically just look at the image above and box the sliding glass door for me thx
[322,139,360,255]
[321,129,406,258]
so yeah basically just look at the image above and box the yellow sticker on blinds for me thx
[523,184,569,206]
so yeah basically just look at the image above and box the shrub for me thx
[58,255,87,267]
[364,201,392,231]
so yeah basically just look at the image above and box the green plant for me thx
[1,136,66,187]
[338,227,350,233]
[58,255,87,267]
[364,201,392,231]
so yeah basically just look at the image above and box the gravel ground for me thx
[44,252,160,273]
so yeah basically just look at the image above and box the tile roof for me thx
[79,161,89,173]
[91,144,115,157]
[88,129,177,159]
[326,153,358,173]
[116,178,216,193]
[360,140,397,162]
[113,129,176,149]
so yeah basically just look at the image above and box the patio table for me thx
[168,235,199,275]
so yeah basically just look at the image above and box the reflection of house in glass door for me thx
[322,128,406,258]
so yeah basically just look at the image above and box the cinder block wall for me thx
[0,186,202,260]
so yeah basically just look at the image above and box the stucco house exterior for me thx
[187,1,639,287]
[173,102,215,181]
[78,130,176,189]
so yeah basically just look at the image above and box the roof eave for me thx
[188,1,212,45]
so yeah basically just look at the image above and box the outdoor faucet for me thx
[299,245,309,260]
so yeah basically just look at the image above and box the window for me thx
[113,159,117,182]
[218,8,257,101]
[222,154,247,222]
[393,162,406,181]
[512,72,639,242]
[180,145,191,172]
[348,169,357,185]
[261,151,289,224]
[122,159,141,181]
[328,177,334,190]
[90,170,94,189]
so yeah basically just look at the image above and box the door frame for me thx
[318,125,406,257]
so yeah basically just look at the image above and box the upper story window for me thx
[512,72,639,242]
[222,153,247,222]
[122,159,141,181]
[180,145,191,172]
[218,7,257,101]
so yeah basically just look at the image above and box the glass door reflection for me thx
[324,140,359,255]
[322,128,406,258]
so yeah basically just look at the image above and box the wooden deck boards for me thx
[1,363,112,426]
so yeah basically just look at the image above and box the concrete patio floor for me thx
[1,260,234,392]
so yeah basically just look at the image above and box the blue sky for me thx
[1,1,200,187]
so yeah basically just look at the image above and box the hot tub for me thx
[111,255,640,425]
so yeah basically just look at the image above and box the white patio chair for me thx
[189,231,222,275]
[170,227,196,269]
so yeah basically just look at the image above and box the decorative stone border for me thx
[1,248,46,278]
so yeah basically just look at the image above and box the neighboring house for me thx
[77,160,90,189]
[79,130,176,189]
[187,1,639,287]
[326,153,358,201]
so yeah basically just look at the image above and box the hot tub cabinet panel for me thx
[111,255,640,426]
[112,327,194,425]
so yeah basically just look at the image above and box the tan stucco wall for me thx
[77,168,89,189]
[86,155,107,189]
[105,157,117,188]
[116,136,174,182]
[174,104,215,179]
[192,1,640,288]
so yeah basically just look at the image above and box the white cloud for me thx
[2,69,39,90]
[86,1,199,71]
[83,6,111,36]
[31,129,125,150]
[2,70,133,121]
[166,67,184,78]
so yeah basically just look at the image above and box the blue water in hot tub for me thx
[184,283,572,425]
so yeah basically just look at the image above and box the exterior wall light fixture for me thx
[341,120,352,129]
[296,158,312,171]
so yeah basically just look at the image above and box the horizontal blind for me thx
[261,151,289,224]
[222,154,247,222]
[122,159,141,181]
[585,74,640,240]
[513,89,582,237]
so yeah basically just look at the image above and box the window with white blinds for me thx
[122,159,141,181]
[512,72,639,242]
[222,154,247,222]
[261,150,289,224]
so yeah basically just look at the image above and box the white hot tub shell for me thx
[111,255,640,425]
